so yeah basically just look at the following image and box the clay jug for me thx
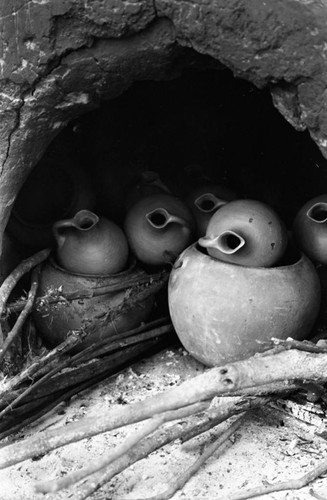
[126,171,171,210]
[53,210,129,275]
[293,195,327,264]
[186,184,238,236]
[168,243,321,366]
[198,199,288,268]
[124,193,195,266]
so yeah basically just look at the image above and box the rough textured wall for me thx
[1,0,327,257]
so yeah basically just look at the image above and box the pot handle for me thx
[198,230,245,255]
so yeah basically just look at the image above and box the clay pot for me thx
[33,258,154,351]
[53,210,129,275]
[293,195,327,264]
[198,199,288,267]
[126,171,171,210]
[124,193,195,266]
[186,184,237,236]
[168,244,321,367]
[7,158,95,252]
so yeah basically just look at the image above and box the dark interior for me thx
[9,66,327,252]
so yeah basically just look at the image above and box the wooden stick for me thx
[1,348,321,469]
[72,397,268,500]
[0,267,40,364]
[35,401,211,494]
[0,328,168,421]
[264,337,327,354]
[0,337,168,436]
[142,412,249,500]
[0,337,168,440]
[0,328,88,401]
[221,457,327,500]
[0,323,173,408]
[0,248,51,344]
[6,270,169,314]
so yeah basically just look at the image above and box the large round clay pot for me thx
[7,158,95,253]
[53,210,129,275]
[198,199,288,267]
[168,244,321,367]
[124,193,195,266]
[33,258,155,351]
[186,183,238,237]
[293,194,327,264]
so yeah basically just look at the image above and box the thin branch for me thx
[35,401,211,494]
[72,397,268,500]
[0,248,51,344]
[142,412,249,500]
[6,269,169,314]
[1,348,326,469]
[0,267,40,363]
[221,457,327,500]
[0,328,88,400]
[0,337,169,438]
[0,323,173,409]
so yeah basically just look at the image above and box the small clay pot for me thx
[168,244,321,367]
[124,193,195,266]
[186,184,237,236]
[198,199,288,267]
[53,210,129,275]
[33,258,154,351]
[293,194,327,264]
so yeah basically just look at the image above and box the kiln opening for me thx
[6,67,327,261]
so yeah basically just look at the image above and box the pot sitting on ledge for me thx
[33,258,155,352]
[168,243,321,367]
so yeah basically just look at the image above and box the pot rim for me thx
[183,243,309,272]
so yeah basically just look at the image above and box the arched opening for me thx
[6,66,327,262]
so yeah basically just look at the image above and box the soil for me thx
[1,346,327,500]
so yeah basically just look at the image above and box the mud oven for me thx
[3,2,327,499]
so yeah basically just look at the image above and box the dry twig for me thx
[58,397,269,500]
[141,412,249,500]
[0,267,40,363]
[220,457,327,500]
[6,269,169,314]
[35,401,212,493]
[0,248,51,344]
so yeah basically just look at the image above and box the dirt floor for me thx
[1,346,327,500]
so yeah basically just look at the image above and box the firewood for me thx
[0,266,40,363]
[0,248,51,344]
[0,321,173,408]
[220,457,327,499]
[35,401,212,494]
[141,412,249,500]
[1,348,326,470]
[66,396,269,500]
